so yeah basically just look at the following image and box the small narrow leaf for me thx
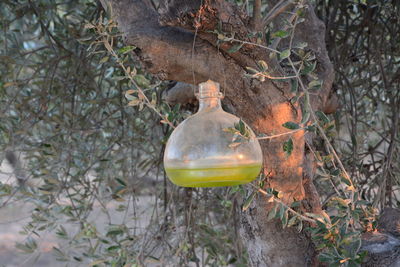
[279,49,291,60]
[118,45,136,54]
[308,79,322,89]
[301,94,310,124]
[295,42,308,49]
[282,122,300,130]
[272,30,289,38]
[115,178,127,187]
[301,61,317,75]
[290,79,298,93]
[257,60,268,71]
[99,56,109,63]
[227,43,243,53]
[282,210,289,227]
[133,74,150,88]
[267,204,279,221]
[246,67,259,74]
[283,138,294,156]
[128,99,140,106]
[278,203,286,219]
[151,92,157,106]
[287,216,298,227]
[305,125,315,132]
[242,192,256,211]
[315,111,329,125]
[84,23,95,29]
[297,220,303,232]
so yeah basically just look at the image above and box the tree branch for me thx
[162,82,196,105]
[102,0,242,85]
[262,0,295,27]
[251,0,262,31]
[269,1,335,112]
[158,0,272,70]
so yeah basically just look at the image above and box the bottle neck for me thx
[198,97,222,111]
[196,80,223,111]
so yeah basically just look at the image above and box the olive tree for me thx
[99,0,336,265]
[1,0,399,266]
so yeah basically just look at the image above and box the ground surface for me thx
[0,159,157,266]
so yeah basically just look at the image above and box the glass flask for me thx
[164,80,263,187]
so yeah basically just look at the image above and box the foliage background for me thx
[0,0,398,266]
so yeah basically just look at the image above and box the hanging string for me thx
[191,26,199,96]
[191,0,203,97]
[190,0,229,99]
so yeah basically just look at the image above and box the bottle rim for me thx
[196,80,224,99]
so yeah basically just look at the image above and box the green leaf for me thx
[16,238,37,254]
[223,127,239,135]
[282,121,300,130]
[227,43,243,53]
[297,220,303,232]
[351,133,357,146]
[257,60,268,71]
[330,168,340,176]
[234,119,250,138]
[238,120,245,134]
[304,212,326,223]
[301,61,317,75]
[106,227,124,237]
[290,79,298,93]
[107,245,120,252]
[290,95,299,104]
[56,226,68,239]
[279,49,291,60]
[272,30,289,38]
[267,204,279,221]
[151,92,157,106]
[278,203,286,219]
[133,74,150,88]
[115,177,127,187]
[99,56,109,63]
[128,99,141,106]
[52,246,68,261]
[118,45,136,54]
[315,111,329,125]
[308,79,322,89]
[242,192,256,211]
[332,197,350,208]
[246,66,259,74]
[290,201,301,208]
[73,256,82,262]
[305,125,316,132]
[301,93,310,124]
[319,252,335,263]
[282,210,289,227]
[283,138,293,156]
[287,215,297,227]
[295,42,308,49]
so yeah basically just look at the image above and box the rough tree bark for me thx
[100,0,399,265]
[102,0,331,265]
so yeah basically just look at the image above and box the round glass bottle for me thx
[164,80,263,187]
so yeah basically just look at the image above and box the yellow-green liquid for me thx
[165,164,261,187]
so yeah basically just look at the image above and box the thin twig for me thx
[255,186,317,224]
[262,0,295,27]
[231,38,281,54]
[102,36,175,129]
[257,127,305,140]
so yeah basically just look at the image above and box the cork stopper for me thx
[196,80,224,99]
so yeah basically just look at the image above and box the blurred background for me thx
[0,0,398,266]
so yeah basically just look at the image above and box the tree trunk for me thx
[102,0,334,265]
